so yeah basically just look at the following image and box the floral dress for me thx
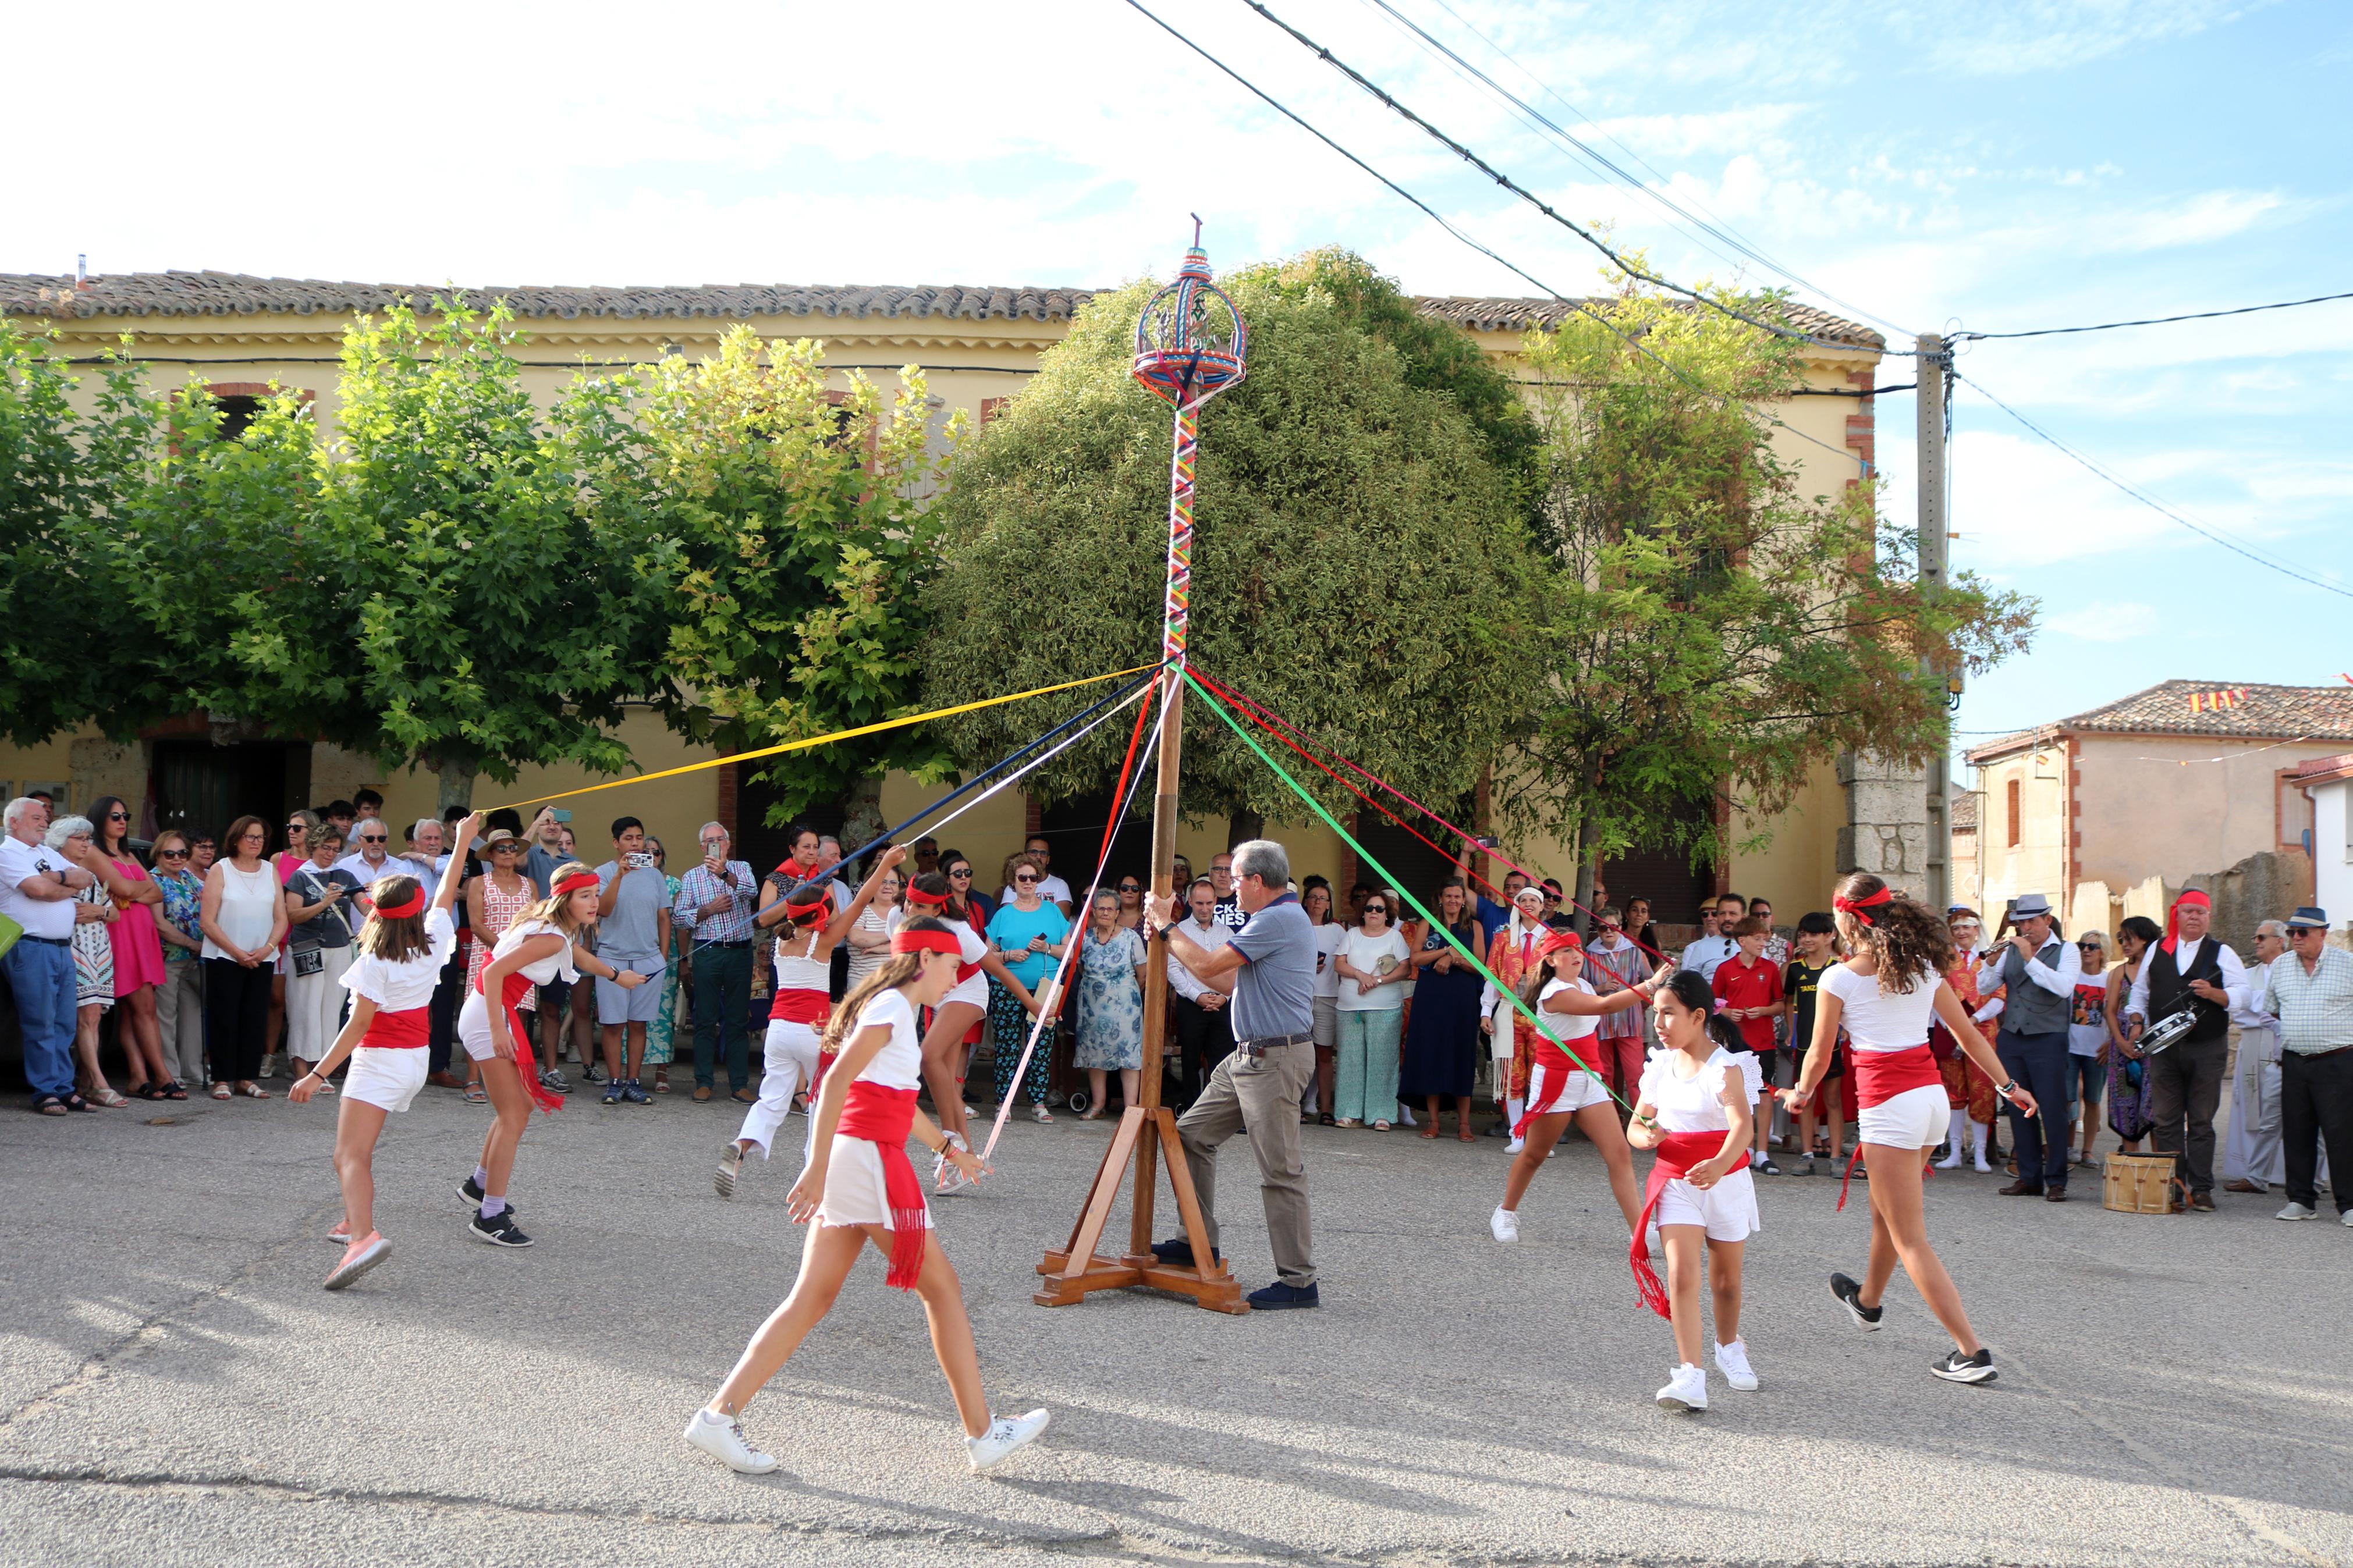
[1936,962,2000,1126]
[72,882,116,1009]
[645,872,682,1066]
[1073,925,1146,1071]
[1486,921,1546,1104]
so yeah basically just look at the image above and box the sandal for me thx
[66,1093,97,1112]
[91,1087,132,1108]
[1319,1112,1335,1127]
[1458,1129,1478,1143]
[161,1081,189,1101]
[1419,1128,1439,1139]
[463,1085,487,1105]
[653,1070,671,1094]
[1372,1120,1391,1132]
[31,1094,68,1117]
[236,1082,271,1099]
[211,1082,233,1100]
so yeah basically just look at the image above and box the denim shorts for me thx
[2065,1052,2106,1105]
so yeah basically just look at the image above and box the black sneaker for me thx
[457,1172,484,1208]
[469,1210,534,1248]
[1930,1346,1996,1384]
[1149,1236,1219,1268]
[582,1062,608,1084]
[1830,1272,1882,1332]
[1247,1280,1319,1310]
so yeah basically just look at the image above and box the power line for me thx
[1952,369,2353,602]
[1116,0,1873,474]
[1237,0,1918,358]
[1357,0,1917,340]
[1956,289,2353,342]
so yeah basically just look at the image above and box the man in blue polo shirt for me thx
[1147,838,1321,1310]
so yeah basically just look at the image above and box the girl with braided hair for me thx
[1785,874,2039,1385]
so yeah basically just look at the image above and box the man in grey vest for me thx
[2123,889,2248,1211]
[1983,894,2080,1200]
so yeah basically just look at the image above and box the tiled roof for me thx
[1967,681,2353,762]
[1950,792,1979,830]
[1,271,1883,348]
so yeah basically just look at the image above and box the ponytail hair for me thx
[822,915,954,1053]
[1660,969,1747,1055]
[1832,872,1953,994]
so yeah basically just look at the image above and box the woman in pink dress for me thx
[90,795,180,1099]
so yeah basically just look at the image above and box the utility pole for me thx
[1917,333,1951,912]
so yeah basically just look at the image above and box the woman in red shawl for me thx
[1933,908,2001,1172]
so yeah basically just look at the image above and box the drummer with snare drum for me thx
[2121,890,2249,1212]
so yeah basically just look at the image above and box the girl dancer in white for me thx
[1489,928,1666,1244]
[288,816,478,1290]
[717,844,906,1198]
[684,918,1049,1476]
[1784,873,2039,1385]
[1627,969,1763,1411]
[901,869,1037,1148]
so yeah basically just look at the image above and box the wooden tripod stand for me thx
[1034,669,1245,1313]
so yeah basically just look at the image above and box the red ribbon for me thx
[1836,1044,1944,1210]
[360,1005,430,1049]
[1539,927,1584,958]
[482,970,563,1115]
[2162,889,2210,955]
[1833,887,1894,926]
[372,887,426,920]
[1630,1130,1731,1318]
[904,885,951,908]
[1513,1037,1600,1138]
[834,1082,927,1289]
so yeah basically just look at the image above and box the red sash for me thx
[773,989,831,1026]
[1513,1037,1600,1137]
[477,969,563,1115]
[833,1081,927,1289]
[1630,1130,1733,1318]
[361,1005,430,1049]
[1837,1043,1943,1210]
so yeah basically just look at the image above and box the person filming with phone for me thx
[594,817,672,1105]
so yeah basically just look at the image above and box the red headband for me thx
[372,887,425,920]
[892,928,962,957]
[553,871,599,899]
[783,895,831,920]
[1834,887,1894,926]
[904,885,951,908]
[2162,888,2212,954]
[1540,927,1584,957]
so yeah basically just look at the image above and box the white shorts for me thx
[457,992,505,1063]
[342,1046,427,1114]
[815,1135,936,1232]
[1857,1081,1951,1150]
[944,972,989,1012]
[1525,1054,1610,1118]
[1653,1164,1760,1243]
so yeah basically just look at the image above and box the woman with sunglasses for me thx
[86,795,179,1100]
[1114,876,1147,933]
[464,828,540,1105]
[150,830,210,1089]
[2066,930,2112,1170]
[1331,893,1411,1129]
[985,855,1070,1122]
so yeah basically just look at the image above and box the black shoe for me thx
[457,1173,484,1208]
[1149,1237,1219,1268]
[1930,1346,1996,1384]
[1247,1280,1319,1310]
[1996,1179,2045,1197]
[469,1209,533,1247]
[1830,1271,1882,1332]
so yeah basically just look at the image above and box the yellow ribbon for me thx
[493,662,1161,811]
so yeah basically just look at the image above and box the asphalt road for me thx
[2,1078,2347,1568]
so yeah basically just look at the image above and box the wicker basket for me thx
[2102,1151,2180,1214]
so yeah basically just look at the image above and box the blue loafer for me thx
[1149,1237,1219,1268]
[1247,1281,1319,1311]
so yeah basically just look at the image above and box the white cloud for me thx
[2043,600,2162,641]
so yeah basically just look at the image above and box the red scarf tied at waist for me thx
[833,1081,928,1290]
[1630,1130,1733,1319]
[360,1005,430,1049]
[1513,1037,1601,1139]
[773,989,831,1026]
[1834,1043,1944,1211]
[478,970,564,1116]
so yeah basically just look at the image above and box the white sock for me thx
[1505,1096,1525,1129]
[1971,1122,1990,1164]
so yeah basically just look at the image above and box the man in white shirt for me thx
[1,795,99,1112]
[1678,893,1747,981]
[2223,920,2288,1193]
[1983,892,2085,1199]
[2120,888,2248,1210]
[333,819,398,903]
[1167,879,1234,1110]
[1001,835,1074,919]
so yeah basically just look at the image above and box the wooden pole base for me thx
[1031,1104,1246,1313]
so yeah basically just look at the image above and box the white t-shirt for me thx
[1537,976,1601,1040]
[0,835,79,941]
[946,922,992,1009]
[2068,968,2112,1057]
[849,987,924,1089]
[342,908,457,1012]
[1310,921,1346,1001]
[484,917,580,990]
[1001,873,1073,909]
[1819,961,1941,1053]
[1336,926,1410,1012]
[1639,1047,1763,1134]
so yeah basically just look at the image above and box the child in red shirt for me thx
[1712,918,1784,1172]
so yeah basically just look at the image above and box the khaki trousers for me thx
[1175,1039,1315,1287]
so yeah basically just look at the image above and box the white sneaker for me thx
[1505,1136,1527,1154]
[966,1408,1050,1473]
[1655,1363,1707,1412]
[2277,1202,2319,1221]
[2342,1208,2353,1229]
[1973,1155,1993,1174]
[1490,1206,1519,1243]
[1936,1145,1965,1170]
[1713,1338,1758,1392]
[683,1408,779,1474]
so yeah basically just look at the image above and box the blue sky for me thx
[13,1,2349,779]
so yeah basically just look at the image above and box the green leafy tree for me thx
[633,327,959,849]
[922,251,1541,830]
[1511,269,2035,912]
[0,321,171,742]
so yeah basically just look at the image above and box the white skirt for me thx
[1653,1164,1760,1243]
[342,1046,427,1114]
[816,1135,936,1232]
[944,971,989,1011]
[1857,1081,1951,1150]
[1527,1054,1610,1118]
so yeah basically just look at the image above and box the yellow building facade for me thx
[1,269,1883,924]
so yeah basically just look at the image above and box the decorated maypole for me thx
[1036,221,1250,1312]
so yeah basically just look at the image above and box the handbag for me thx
[0,909,21,962]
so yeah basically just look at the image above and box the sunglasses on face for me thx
[1015,873,1038,884]
[359,835,386,844]
[492,843,520,853]
[158,848,189,859]
[1118,883,1141,893]
[1363,905,1389,917]
[949,867,971,878]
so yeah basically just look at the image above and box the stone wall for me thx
[67,739,145,823]
[2184,850,2315,956]
[1837,750,1929,900]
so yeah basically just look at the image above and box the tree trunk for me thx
[1571,808,1597,939]
[1227,808,1264,849]
[840,771,886,874]
[433,757,478,817]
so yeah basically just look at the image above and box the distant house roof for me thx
[1967,681,2353,763]
[1950,792,1979,831]
[2296,752,2353,787]
[0,270,1883,348]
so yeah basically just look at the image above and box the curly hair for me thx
[1832,873,1953,995]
